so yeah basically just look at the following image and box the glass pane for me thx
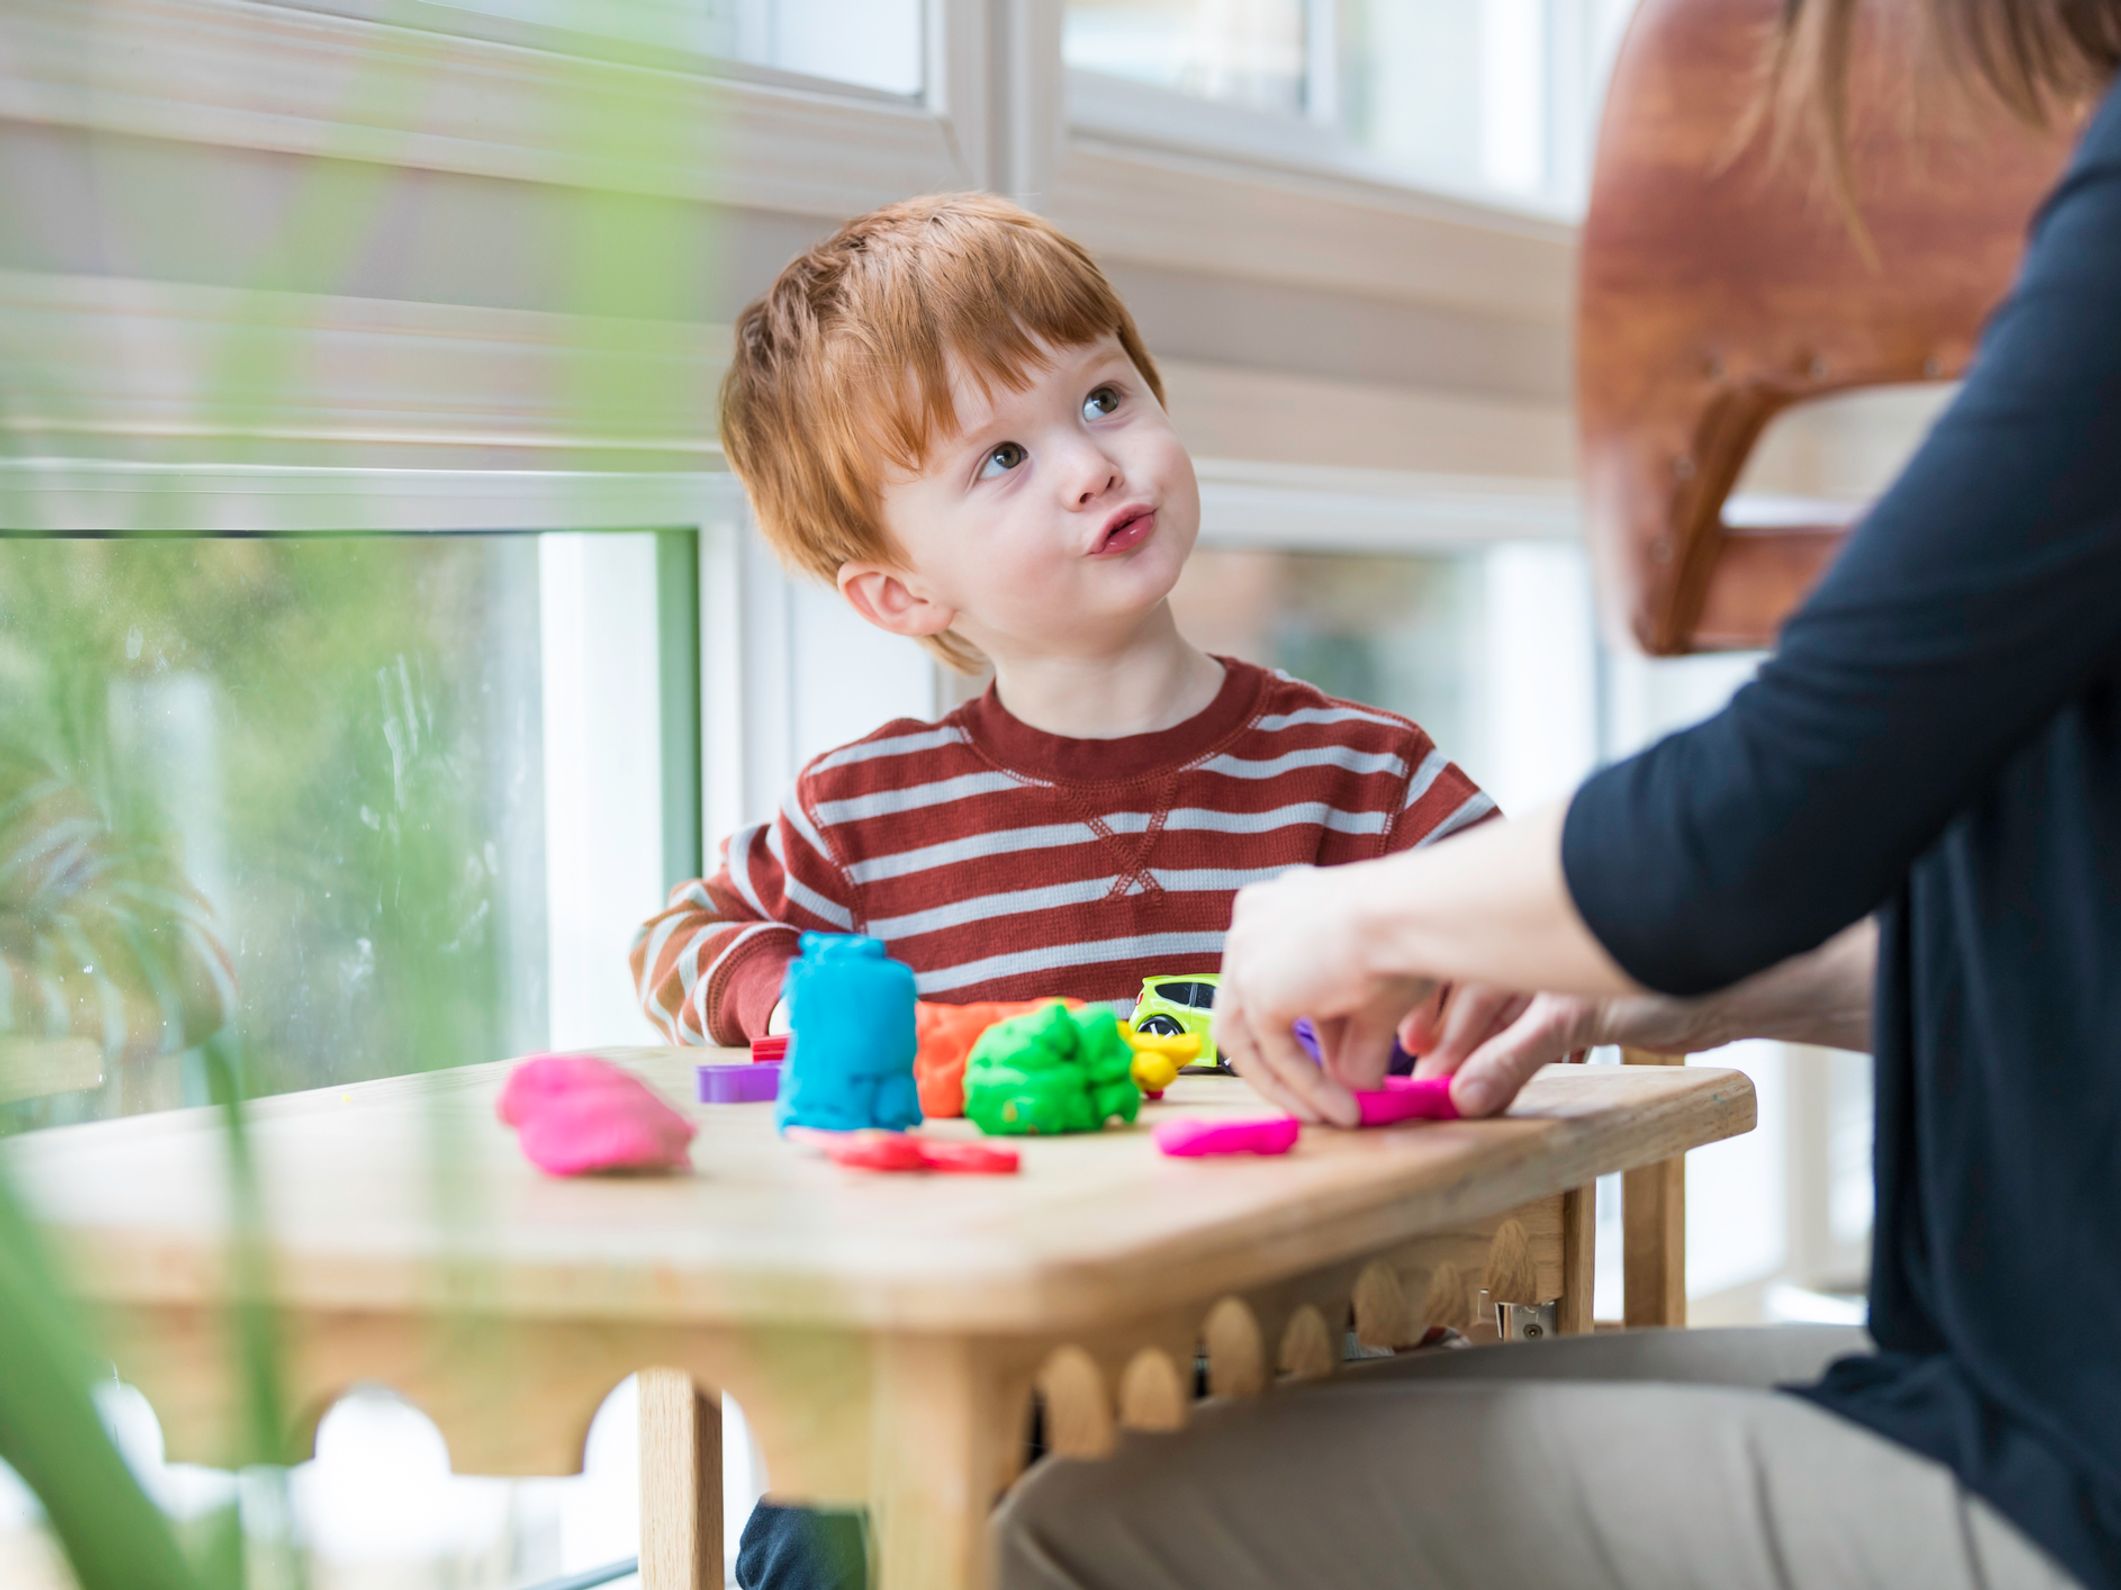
[1169,544,1600,815]
[0,531,673,1132]
[429,0,924,96]
[1339,0,1550,199]
[1066,0,1311,116]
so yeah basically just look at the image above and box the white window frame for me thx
[1029,0,1595,317]
[0,0,994,224]
[1057,0,1624,211]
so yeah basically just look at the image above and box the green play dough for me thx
[963,1002,1142,1136]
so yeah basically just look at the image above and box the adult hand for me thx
[1397,983,1770,1116]
[1213,867,1435,1127]
[1398,988,1600,1117]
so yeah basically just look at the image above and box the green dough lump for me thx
[963,1003,1142,1136]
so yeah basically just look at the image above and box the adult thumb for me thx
[1449,1007,1560,1118]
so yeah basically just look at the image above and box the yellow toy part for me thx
[1119,1022,1200,1097]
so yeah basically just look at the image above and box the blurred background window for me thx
[1066,0,1640,208]
[0,529,692,1133]
[420,0,925,94]
[1170,542,1600,814]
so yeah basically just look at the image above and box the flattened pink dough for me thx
[499,1053,696,1176]
[1153,1115,1302,1158]
[1353,1074,1459,1125]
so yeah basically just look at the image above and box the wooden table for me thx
[5,1049,1753,1589]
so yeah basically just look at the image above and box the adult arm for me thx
[1217,96,2121,1119]
[1403,918,1876,1116]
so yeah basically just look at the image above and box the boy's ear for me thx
[837,561,957,640]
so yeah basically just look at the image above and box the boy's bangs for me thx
[840,255,1132,480]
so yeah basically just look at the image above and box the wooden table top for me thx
[6,1049,1753,1334]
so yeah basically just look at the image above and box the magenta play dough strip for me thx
[1353,1074,1460,1125]
[1153,1115,1302,1158]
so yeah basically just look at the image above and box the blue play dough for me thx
[775,932,922,1134]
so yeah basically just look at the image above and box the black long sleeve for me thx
[1566,91,2121,998]
[1564,85,2121,1588]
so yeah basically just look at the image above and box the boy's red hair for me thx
[719,192,1166,672]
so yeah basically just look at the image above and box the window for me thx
[419,0,925,94]
[1170,542,1600,814]
[1065,0,1312,116]
[1067,0,1638,210]
[0,529,692,1132]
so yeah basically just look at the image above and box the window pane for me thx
[1066,0,1310,116]
[1169,544,1599,814]
[0,531,676,1132]
[430,0,924,96]
[1070,0,1639,207]
[1339,0,1550,199]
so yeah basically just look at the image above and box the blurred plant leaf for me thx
[0,1160,207,1590]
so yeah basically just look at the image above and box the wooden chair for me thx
[1579,0,2073,657]
[1580,0,2073,1323]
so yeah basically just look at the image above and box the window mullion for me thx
[1305,0,1343,130]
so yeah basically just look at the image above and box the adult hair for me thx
[1761,0,2121,214]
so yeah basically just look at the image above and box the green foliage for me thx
[0,1160,207,1590]
[963,1003,1142,1136]
[0,534,542,1130]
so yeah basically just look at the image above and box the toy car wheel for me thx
[1135,1014,1188,1037]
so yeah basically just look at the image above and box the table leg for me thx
[1623,1155,1687,1327]
[1560,1184,1596,1335]
[640,1368,724,1590]
[1621,1048,1689,1328]
[868,1337,1030,1590]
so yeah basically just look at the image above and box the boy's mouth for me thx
[1091,505,1157,556]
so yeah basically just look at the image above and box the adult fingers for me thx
[1434,988,1530,1069]
[1216,987,1324,1123]
[1450,998,1586,1117]
[1322,996,1415,1093]
[1270,1016,1357,1127]
[1410,987,1532,1078]
[1396,984,1450,1058]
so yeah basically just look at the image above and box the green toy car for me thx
[1130,974,1225,1073]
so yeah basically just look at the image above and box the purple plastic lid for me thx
[697,1061,782,1104]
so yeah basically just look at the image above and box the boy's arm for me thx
[629,786,856,1046]
[1381,734,1498,855]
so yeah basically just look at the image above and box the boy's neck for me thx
[984,609,1225,741]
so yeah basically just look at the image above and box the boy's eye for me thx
[978,441,1027,480]
[1083,385,1122,420]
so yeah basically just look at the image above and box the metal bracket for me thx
[1494,1300,1561,1341]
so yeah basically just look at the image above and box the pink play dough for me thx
[498,1053,696,1176]
[1352,1074,1460,1126]
[1153,1115,1302,1158]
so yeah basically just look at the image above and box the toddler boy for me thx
[630,192,1494,1587]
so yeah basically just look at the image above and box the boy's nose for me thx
[1070,457,1122,506]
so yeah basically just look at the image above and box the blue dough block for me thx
[775,932,922,1134]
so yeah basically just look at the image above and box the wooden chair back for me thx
[1578,0,2074,655]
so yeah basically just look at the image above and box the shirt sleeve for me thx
[1383,733,1499,855]
[1563,94,2121,996]
[629,779,857,1045]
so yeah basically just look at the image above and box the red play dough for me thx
[498,1053,696,1176]
[785,1126,1022,1175]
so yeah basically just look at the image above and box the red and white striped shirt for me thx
[632,657,1495,1045]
